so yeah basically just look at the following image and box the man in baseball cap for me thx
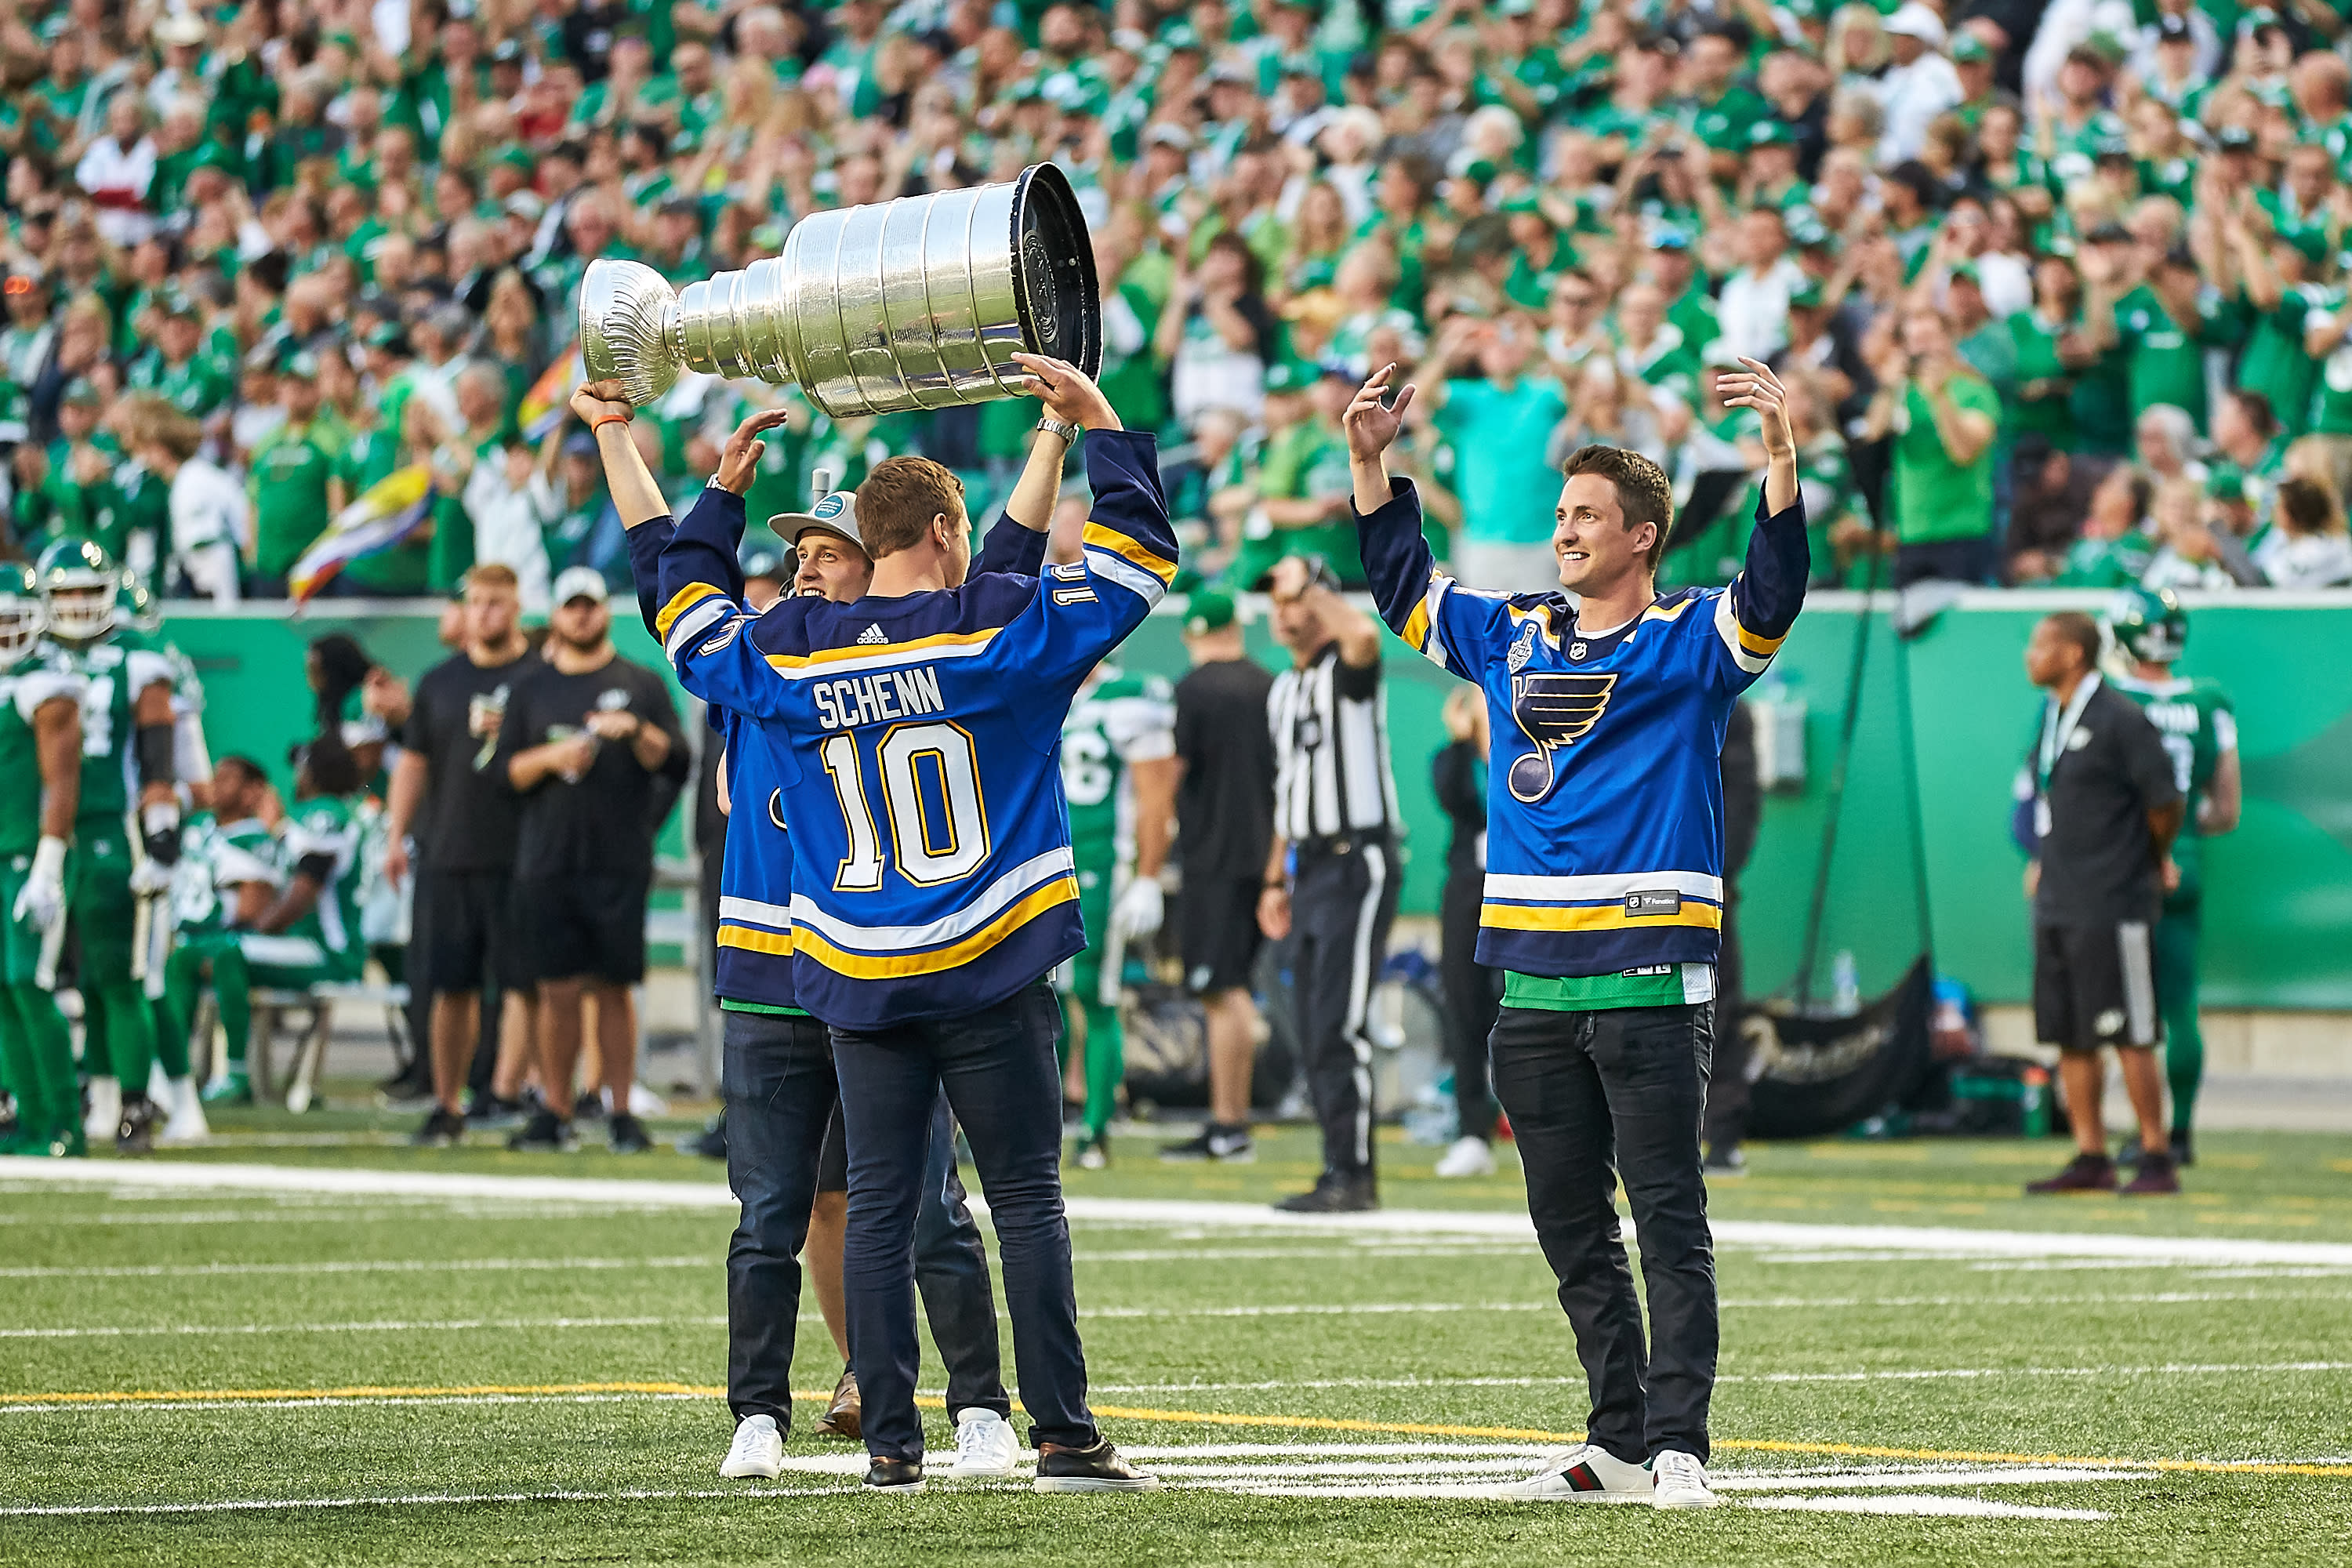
[769,487,873,601]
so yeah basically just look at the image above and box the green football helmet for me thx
[35,537,119,645]
[2104,584,2187,666]
[0,561,45,669]
[114,565,161,633]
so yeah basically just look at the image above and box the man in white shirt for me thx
[132,412,247,604]
[1715,208,1807,365]
[1875,4,1963,165]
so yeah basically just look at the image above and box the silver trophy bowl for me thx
[580,163,1100,417]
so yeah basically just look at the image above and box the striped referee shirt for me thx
[1269,641,1399,845]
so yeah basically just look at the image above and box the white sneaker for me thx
[1503,1443,1653,1501]
[84,1076,120,1142]
[1434,1135,1495,1178]
[718,1414,784,1479]
[1650,1448,1719,1508]
[943,1407,1019,1479]
[157,1078,209,1145]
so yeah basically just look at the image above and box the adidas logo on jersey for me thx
[855,624,887,644]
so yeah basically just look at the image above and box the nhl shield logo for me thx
[1507,619,1540,673]
[1507,671,1617,803]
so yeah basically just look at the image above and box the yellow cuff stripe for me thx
[1082,522,1178,584]
[1478,901,1724,934]
[655,583,724,639]
[1400,599,1432,652]
[795,877,1080,979]
[716,924,795,956]
[1736,621,1788,656]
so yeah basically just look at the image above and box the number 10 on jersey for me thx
[818,722,991,891]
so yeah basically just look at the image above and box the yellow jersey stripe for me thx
[1478,901,1724,934]
[1736,619,1788,656]
[763,627,1000,670]
[1640,597,1697,624]
[794,877,1080,979]
[655,583,724,640]
[716,924,796,956]
[1082,522,1178,584]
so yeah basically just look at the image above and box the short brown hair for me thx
[464,562,520,594]
[2042,610,2102,668]
[857,456,967,557]
[1560,445,1675,571]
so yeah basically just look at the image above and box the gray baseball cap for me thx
[770,489,867,551]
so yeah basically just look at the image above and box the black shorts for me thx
[2033,920,2158,1052]
[514,873,651,986]
[1179,874,1264,995]
[816,1102,848,1195]
[416,869,524,996]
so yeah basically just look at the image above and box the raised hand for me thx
[1718,358,1795,459]
[1011,352,1122,431]
[714,405,795,494]
[1344,361,1417,462]
[572,379,635,426]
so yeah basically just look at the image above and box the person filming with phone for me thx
[1864,305,2000,588]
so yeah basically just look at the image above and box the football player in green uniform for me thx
[157,757,282,1109]
[1057,655,1178,1170]
[0,564,85,1157]
[2104,586,2239,1166]
[37,539,184,1153]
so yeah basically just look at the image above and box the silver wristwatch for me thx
[1036,416,1079,442]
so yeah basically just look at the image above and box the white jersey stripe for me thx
[787,847,1075,952]
[1482,869,1726,903]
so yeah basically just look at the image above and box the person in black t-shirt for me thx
[499,565,688,1153]
[387,563,544,1146]
[2019,612,2187,1198]
[1156,589,1277,1165]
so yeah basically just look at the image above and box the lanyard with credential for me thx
[2033,674,2100,839]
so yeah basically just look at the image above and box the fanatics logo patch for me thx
[1624,891,1682,917]
[855,624,888,645]
[1506,671,1617,803]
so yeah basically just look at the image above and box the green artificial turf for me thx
[2,1097,2349,1566]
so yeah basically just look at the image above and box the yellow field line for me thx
[8,1382,2349,1478]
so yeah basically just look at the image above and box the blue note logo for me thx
[1506,671,1616,803]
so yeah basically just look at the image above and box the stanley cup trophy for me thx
[580,163,1100,416]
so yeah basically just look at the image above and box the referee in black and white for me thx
[1256,554,1399,1214]
[2020,610,2186,1197]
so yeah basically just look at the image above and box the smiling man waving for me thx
[1344,358,1807,1509]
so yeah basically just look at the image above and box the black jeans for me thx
[722,1010,1008,1429]
[1702,880,1750,1153]
[1490,1002,1719,1465]
[832,983,1094,1461]
[1290,834,1399,1181]
[1439,869,1501,1142]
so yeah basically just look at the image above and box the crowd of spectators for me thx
[7,0,2352,604]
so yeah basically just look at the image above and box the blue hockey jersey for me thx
[624,487,1051,1011]
[1357,477,1808,979]
[650,429,1176,1029]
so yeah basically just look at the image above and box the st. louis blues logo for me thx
[1507,672,1616,802]
[1506,619,1541,673]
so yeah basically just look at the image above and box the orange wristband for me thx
[593,412,630,432]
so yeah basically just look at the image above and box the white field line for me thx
[1,1392,711,1416]
[10,1160,2352,1268]
[12,1293,2339,1341]
[0,1257,714,1280]
[1744,1494,2111,1520]
[0,1486,841,1519]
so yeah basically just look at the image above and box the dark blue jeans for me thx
[722,1009,1009,1429]
[832,983,1095,1461]
[1489,1002,1719,1465]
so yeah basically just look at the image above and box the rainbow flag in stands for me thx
[289,466,435,601]
[521,344,583,441]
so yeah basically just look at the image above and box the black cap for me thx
[2156,13,2193,42]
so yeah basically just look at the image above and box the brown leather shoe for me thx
[813,1365,862,1440]
[2026,1152,2118,1194]
[2121,1150,2181,1195]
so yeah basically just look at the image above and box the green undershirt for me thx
[720,998,810,1018]
[1504,964,1714,1011]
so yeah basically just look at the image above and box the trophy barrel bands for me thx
[577,165,1101,419]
